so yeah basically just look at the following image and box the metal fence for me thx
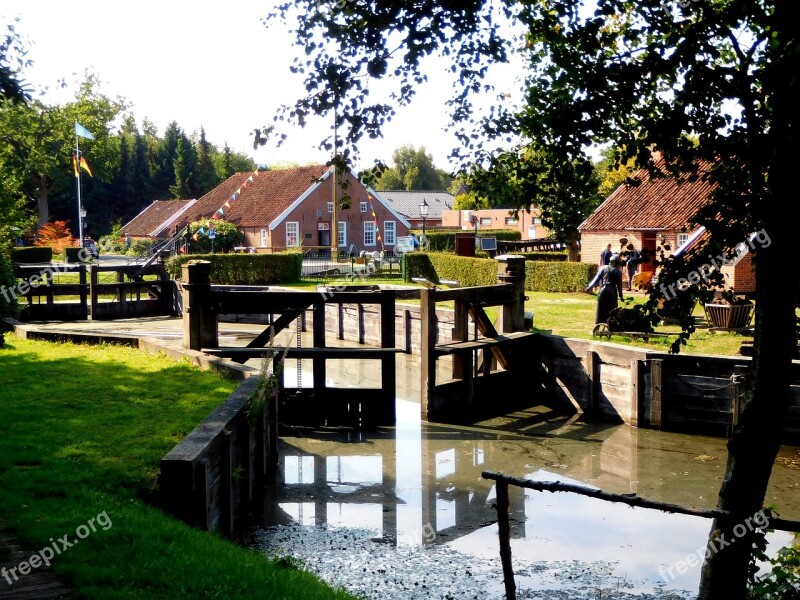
[299,250,403,283]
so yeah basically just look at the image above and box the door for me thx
[319,230,331,248]
[642,232,657,272]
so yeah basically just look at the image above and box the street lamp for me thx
[419,198,429,251]
[80,207,87,237]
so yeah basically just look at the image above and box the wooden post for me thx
[420,288,437,420]
[583,350,597,415]
[650,359,663,429]
[220,429,234,535]
[452,297,469,379]
[182,261,217,350]
[380,291,397,424]
[87,264,96,320]
[496,255,526,333]
[358,303,365,344]
[495,480,517,600]
[404,309,412,354]
[312,298,326,402]
[337,303,344,340]
[730,364,747,434]
[630,359,643,427]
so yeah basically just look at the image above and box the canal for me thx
[244,351,800,599]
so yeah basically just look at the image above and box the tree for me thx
[170,133,197,199]
[195,127,218,194]
[375,145,451,190]
[0,18,31,104]
[273,1,799,598]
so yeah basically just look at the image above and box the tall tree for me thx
[376,145,451,190]
[195,126,218,194]
[151,121,181,199]
[170,133,197,199]
[272,1,799,598]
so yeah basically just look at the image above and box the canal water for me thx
[244,346,799,599]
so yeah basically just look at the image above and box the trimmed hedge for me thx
[0,246,17,317]
[11,246,53,263]
[525,261,597,293]
[65,247,90,263]
[519,252,568,262]
[166,253,301,285]
[404,252,498,287]
[413,229,521,253]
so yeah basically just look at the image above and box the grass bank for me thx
[0,336,355,600]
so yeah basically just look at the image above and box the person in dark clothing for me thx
[600,243,613,266]
[624,243,640,290]
[595,255,624,324]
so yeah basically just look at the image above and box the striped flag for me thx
[72,154,79,177]
[79,156,93,177]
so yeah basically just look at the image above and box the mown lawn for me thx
[0,336,356,600]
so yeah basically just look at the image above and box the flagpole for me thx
[331,103,338,263]
[75,121,84,243]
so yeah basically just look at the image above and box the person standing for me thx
[600,243,613,266]
[624,243,640,290]
[595,255,624,324]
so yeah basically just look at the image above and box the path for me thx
[0,526,77,599]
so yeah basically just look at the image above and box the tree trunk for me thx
[37,174,49,228]
[698,7,798,595]
[567,231,580,262]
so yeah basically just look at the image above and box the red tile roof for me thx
[177,165,330,228]
[579,159,715,231]
[122,200,197,238]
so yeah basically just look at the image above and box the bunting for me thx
[369,197,385,250]
[190,167,262,241]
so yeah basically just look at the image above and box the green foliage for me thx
[748,543,800,599]
[374,145,452,191]
[187,219,244,254]
[11,246,52,263]
[416,229,520,253]
[0,245,17,317]
[404,252,497,287]
[98,221,126,254]
[525,261,597,293]
[519,252,567,262]
[126,238,154,258]
[166,253,301,285]
[65,247,91,263]
[607,299,660,333]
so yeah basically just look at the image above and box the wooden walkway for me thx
[0,527,77,599]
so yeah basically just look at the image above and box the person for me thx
[594,254,624,324]
[125,233,132,250]
[600,243,613,266]
[411,232,420,250]
[624,243,640,290]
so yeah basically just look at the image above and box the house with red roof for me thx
[579,158,755,293]
[122,199,197,240]
[175,165,410,254]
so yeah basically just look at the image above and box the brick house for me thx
[122,200,197,241]
[177,165,410,254]
[378,190,453,228]
[579,158,755,293]
[441,207,551,240]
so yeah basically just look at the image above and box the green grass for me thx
[0,336,356,600]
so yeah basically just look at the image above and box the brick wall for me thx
[722,253,756,294]
[580,231,645,265]
[441,208,551,240]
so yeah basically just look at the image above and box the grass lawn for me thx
[0,335,355,600]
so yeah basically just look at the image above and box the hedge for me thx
[11,246,53,263]
[525,261,597,293]
[0,246,17,317]
[404,252,498,287]
[519,251,568,262]
[413,229,521,253]
[166,253,301,285]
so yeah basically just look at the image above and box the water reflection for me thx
[251,354,799,598]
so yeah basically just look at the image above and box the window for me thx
[338,221,347,247]
[383,221,396,245]
[286,222,299,247]
[327,202,334,213]
[260,229,267,248]
[505,216,518,225]
[360,202,368,213]
[364,221,376,246]
[677,232,689,248]
[480,217,492,226]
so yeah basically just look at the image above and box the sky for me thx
[2,1,527,173]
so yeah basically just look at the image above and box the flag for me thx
[192,233,199,241]
[370,201,377,219]
[75,122,95,140]
[224,200,231,209]
[79,156,93,177]
[72,154,79,177]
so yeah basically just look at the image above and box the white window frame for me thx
[260,229,267,248]
[677,232,689,248]
[383,220,396,245]
[360,202,368,213]
[338,221,347,248]
[286,222,300,248]
[327,202,334,213]
[364,221,376,247]
[505,216,518,225]
[480,217,492,226]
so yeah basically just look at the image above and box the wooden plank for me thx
[432,284,515,305]
[583,351,596,415]
[470,305,509,369]
[434,331,535,355]
[204,347,404,359]
[420,289,436,420]
[650,359,663,429]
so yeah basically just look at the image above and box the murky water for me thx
[244,350,800,599]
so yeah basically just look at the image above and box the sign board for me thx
[479,236,497,251]
[317,222,330,231]
[395,235,415,254]
[208,229,216,239]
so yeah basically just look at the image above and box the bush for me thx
[166,253,301,285]
[525,261,598,292]
[404,252,497,287]
[35,221,75,255]
[11,246,53,264]
[65,247,91,263]
[0,246,18,318]
[127,239,154,258]
[519,251,568,262]
[414,229,521,253]
[188,219,244,254]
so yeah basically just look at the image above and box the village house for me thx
[173,165,410,254]
[121,199,197,241]
[441,206,551,240]
[579,158,755,293]
[377,190,453,228]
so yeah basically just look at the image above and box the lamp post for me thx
[419,198,429,251]
[80,207,87,239]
